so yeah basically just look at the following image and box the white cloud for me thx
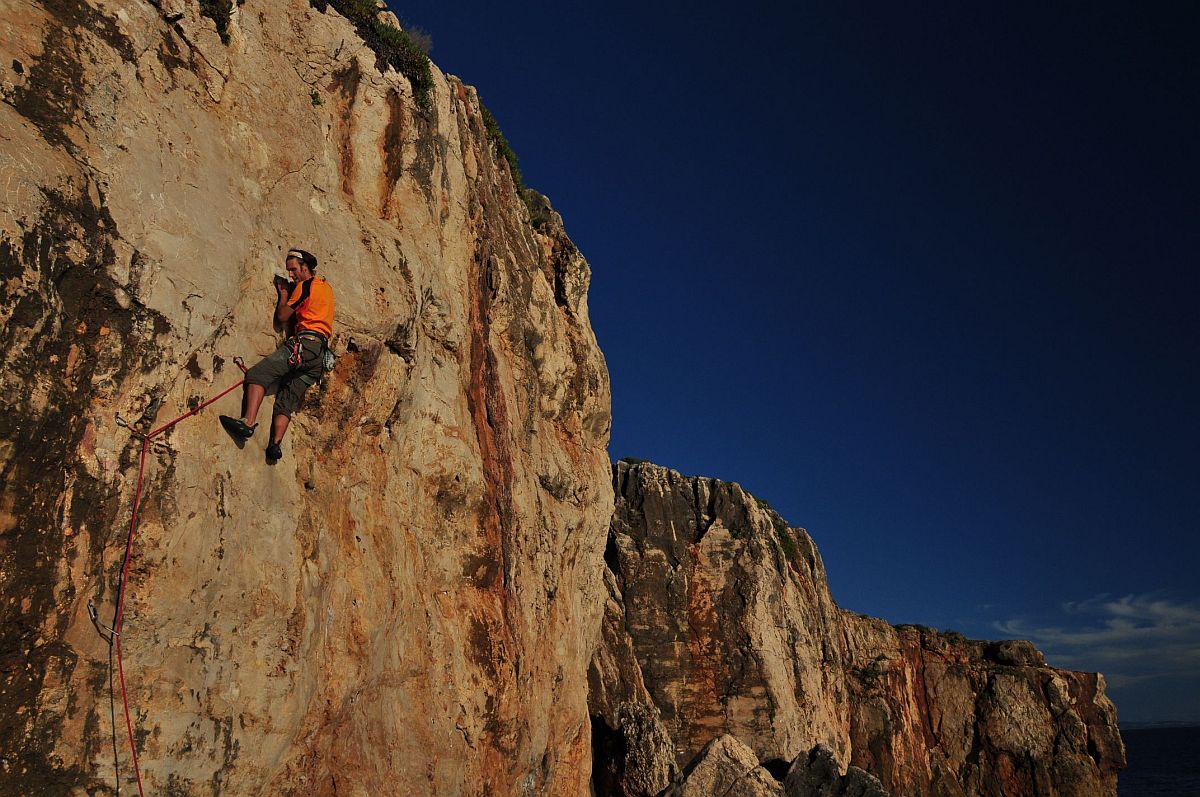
[993,593,1200,684]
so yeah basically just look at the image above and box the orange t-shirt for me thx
[287,277,335,339]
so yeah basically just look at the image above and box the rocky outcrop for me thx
[661,738,887,797]
[784,744,888,797]
[665,735,782,797]
[0,2,609,795]
[590,461,1125,797]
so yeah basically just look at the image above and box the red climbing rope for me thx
[109,358,247,796]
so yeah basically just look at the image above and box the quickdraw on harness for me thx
[287,331,328,367]
[287,335,304,366]
[99,356,248,797]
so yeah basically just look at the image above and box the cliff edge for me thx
[1,1,610,794]
[589,460,1125,797]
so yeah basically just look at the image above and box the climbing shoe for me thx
[219,415,256,441]
[265,441,282,461]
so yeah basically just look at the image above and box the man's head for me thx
[284,248,318,282]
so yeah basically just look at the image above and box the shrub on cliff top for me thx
[479,103,542,220]
[480,103,524,190]
[316,0,434,111]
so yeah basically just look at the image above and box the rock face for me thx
[0,2,610,795]
[590,461,1125,797]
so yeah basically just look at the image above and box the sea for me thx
[1119,727,1200,797]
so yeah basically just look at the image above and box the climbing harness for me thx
[288,330,330,366]
[288,332,335,389]
[99,357,247,797]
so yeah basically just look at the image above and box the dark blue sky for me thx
[394,2,1199,723]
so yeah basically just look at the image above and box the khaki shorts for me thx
[244,337,324,418]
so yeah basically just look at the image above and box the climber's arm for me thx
[275,289,295,324]
[273,276,297,325]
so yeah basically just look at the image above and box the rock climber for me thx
[219,248,334,461]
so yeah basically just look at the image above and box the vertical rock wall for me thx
[0,1,611,794]
[591,461,1124,797]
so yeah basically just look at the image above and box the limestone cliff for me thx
[0,1,610,794]
[590,461,1125,797]
[0,3,1128,796]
